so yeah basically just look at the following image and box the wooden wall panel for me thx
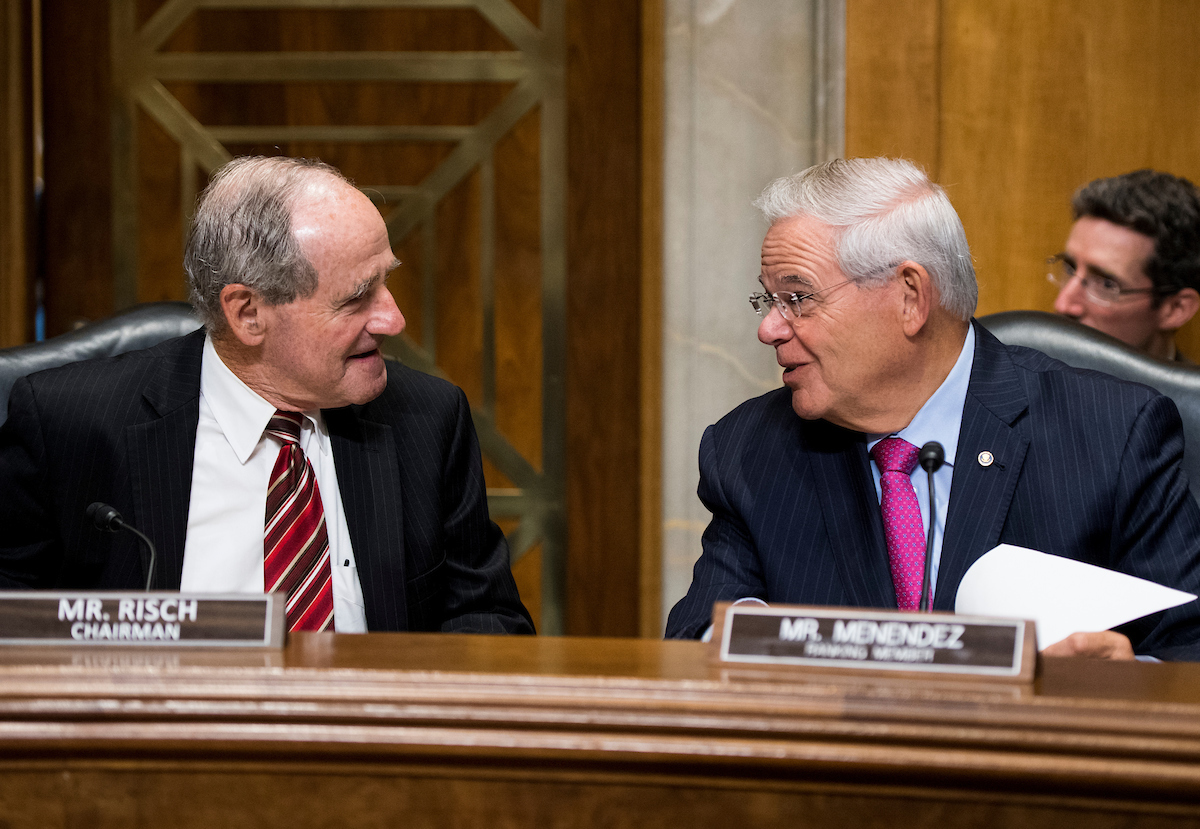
[135,109,185,304]
[434,172,485,403]
[41,0,113,334]
[639,0,663,639]
[0,0,34,347]
[844,0,940,176]
[938,1,1088,319]
[846,0,1200,357]
[565,0,644,636]
[494,107,544,469]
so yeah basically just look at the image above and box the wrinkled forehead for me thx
[760,215,842,287]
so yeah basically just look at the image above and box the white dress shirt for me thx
[865,323,976,602]
[180,335,368,631]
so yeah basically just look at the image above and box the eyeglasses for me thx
[749,280,853,320]
[1046,254,1161,306]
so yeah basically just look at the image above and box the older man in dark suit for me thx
[666,157,1200,658]
[0,155,533,635]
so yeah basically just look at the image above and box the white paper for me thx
[954,544,1196,650]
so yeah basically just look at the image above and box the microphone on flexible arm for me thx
[917,442,945,613]
[86,502,157,592]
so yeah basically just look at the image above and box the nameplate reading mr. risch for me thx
[0,591,286,649]
[715,603,1033,680]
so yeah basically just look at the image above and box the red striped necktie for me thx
[263,410,334,632]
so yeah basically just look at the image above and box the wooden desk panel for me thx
[1,633,1199,827]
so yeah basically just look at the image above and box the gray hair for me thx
[753,157,978,320]
[184,156,351,333]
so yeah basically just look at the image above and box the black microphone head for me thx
[918,441,945,473]
[86,502,124,532]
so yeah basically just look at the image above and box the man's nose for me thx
[1053,275,1086,318]
[757,305,793,346]
[370,287,406,337]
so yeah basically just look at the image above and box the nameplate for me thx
[0,592,286,649]
[714,603,1035,682]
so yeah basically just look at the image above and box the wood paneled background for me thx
[0,0,33,347]
[846,0,1200,357]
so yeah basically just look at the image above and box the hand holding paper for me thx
[955,544,1196,651]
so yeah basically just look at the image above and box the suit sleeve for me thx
[664,424,768,639]
[0,377,62,588]
[1109,394,1200,655]
[432,387,535,635]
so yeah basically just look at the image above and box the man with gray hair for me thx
[666,157,1200,658]
[0,155,534,635]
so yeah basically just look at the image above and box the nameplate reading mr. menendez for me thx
[715,603,1034,681]
[0,592,286,649]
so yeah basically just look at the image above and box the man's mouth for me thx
[348,347,381,362]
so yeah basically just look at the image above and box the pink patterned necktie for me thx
[869,436,926,611]
[264,411,334,632]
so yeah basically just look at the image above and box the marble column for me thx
[660,0,844,629]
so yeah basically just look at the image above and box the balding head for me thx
[184,156,354,335]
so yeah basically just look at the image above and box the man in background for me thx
[0,155,534,636]
[1051,169,1200,361]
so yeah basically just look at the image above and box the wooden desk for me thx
[1,633,1199,827]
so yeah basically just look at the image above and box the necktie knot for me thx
[266,410,303,446]
[870,436,920,476]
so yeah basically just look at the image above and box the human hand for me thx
[1041,631,1135,660]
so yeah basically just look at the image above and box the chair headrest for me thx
[977,311,1200,401]
[0,302,202,425]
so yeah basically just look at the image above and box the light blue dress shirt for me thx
[865,324,976,603]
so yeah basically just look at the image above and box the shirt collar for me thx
[200,334,329,464]
[866,323,975,467]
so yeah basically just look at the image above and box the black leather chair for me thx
[0,301,201,427]
[978,310,1200,502]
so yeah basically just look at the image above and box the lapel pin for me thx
[977,451,994,467]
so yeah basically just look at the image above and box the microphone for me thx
[86,502,157,592]
[917,442,945,613]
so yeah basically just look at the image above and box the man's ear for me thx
[897,261,936,337]
[219,284,267,346]
[1156,287,1200,333]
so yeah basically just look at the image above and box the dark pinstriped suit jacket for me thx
[0,330,534,634]
[666,322,1200,654]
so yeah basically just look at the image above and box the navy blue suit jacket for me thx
[665,323,1200,654]
[0,329,534,634]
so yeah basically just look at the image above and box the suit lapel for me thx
[804,422,896,608]
[127,330,204,590]
[935,323,1031,610]
[326,406,407,631]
